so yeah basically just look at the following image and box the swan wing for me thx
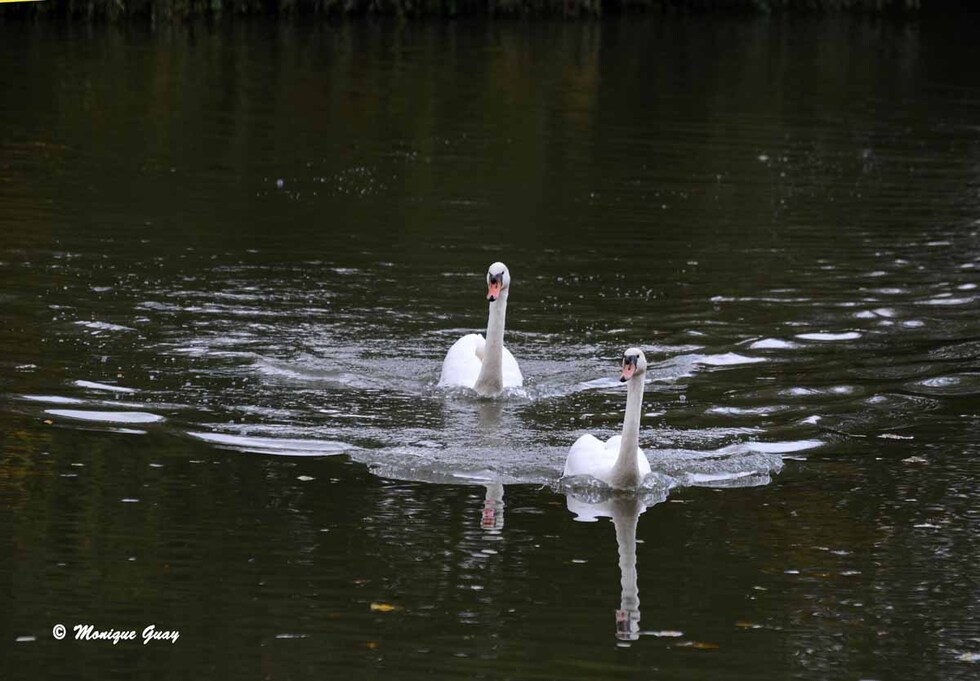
[439,334,484,388]
[636,446,652,477]
[563,434,615,478]
[501,345,523,388]
[474,335,486,361]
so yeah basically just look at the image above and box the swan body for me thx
[439,262,523,397]
[439,334,523,390]
[563,348,651,489]
[564,434,652,485]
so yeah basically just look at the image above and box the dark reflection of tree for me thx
[0,0,927,21]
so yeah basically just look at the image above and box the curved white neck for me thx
[474,291,508,396]
[609,374,644,488]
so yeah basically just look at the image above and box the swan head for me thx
[619,347,647,382]
[486,262,510,302]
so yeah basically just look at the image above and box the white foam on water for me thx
[646,445,790,489]
[73,380,137,394]
[45,409,163,424]
[707,406,783,417]
[21,395,86,405]
[74,321,135,333]
[796,332,862,341]
[919,296,975,306]
[576,377,619,391]
[187,431,353,457]
[694,353,766,366]
[738,440,823,454]
[749,338,799,350]
[686,470,758,485]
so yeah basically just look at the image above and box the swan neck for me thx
[474,291,508,395]
[611,375,644,487]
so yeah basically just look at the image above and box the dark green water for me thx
[1,16,979,680]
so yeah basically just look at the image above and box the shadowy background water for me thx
[1,14,979,680]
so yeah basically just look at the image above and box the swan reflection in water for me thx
[481,482,505,531]
[566,488,667,641]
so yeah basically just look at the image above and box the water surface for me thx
[1,15,979,680]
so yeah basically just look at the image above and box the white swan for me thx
[563,348,652,489]
[438,262,523,397]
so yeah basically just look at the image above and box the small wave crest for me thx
[187,431,354,457]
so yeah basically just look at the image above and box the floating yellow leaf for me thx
[370,602,401,613]
[677,640,720,650]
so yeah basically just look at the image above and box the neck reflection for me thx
[481,482,505,531]
[566,492,661,641]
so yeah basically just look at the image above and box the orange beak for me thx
[619,363,636,382]
[487,280,502,302]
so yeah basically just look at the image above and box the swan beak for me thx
[487,280,502,302]
[619,363,636,382]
